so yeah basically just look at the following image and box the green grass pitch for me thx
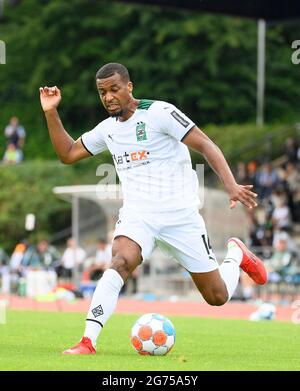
[0,309,299,370]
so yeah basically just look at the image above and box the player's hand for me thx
[228,184,258,210]
[39,86,61,112]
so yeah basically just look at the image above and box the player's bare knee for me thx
[205,292,228,306]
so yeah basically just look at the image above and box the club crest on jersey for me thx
[136,122,147,141]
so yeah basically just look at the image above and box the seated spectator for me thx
[21,242,42,270]
[272,228,299,256]
[255,162,279,201]
[4,116,26,150]
[36,239,61,270]
[23,241,59,299]
[272,196,291,232]
[249,208,273,258]
[264,238,294,284]
[2,143,23,164]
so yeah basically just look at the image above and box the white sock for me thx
[84,268,124,347]
[219,241,243,301]
[226,240,243,265]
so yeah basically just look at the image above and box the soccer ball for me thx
[130,313,176,356]
[250,302,276,321]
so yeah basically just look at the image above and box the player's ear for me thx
[128,81,133,94]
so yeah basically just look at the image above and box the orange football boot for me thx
[62,337,96,355]
[227,237,267,285]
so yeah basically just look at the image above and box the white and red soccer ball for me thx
[130,313,176,356]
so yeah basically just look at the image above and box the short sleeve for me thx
[81,123,108,155]
[151,102,195,141]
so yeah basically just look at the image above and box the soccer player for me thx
[39,63,267,354]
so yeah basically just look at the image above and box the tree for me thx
[0,0,299,160]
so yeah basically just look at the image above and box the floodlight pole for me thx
[72,195,79,245]
[0,0,4,18]
[72,195,81,288]
[257,19,266,127]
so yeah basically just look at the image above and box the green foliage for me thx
[0,0,299,248]
[0,157,111,252]
[0,0,299,160]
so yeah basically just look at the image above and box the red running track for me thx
[0,294,294,322]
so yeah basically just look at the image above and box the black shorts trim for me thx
[181,125,195,142]
[80,137,94,156]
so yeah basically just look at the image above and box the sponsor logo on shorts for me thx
[171,110,190,128]
[92,304,104,318]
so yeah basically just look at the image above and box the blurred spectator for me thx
[4,116,26,149]
[21,242,42,269]
[264,238,293,284]
[0,246,9,266]
[10,241,27,273]
[8,240,28,293]
[235,162,249,185]
[36,239,61,270]
[255,162,279,201]
[2,143,23,164]
[272,228,298,256]
[246,160,258,185]
[249,208,273,259]
[272,196,291,231]
[24,241,59,299]
[284,137,299,165]
[0,246,10,294]
[284,162,300,193]
[293,189,300,223]
[85,238,112,281]
[56,238,86,282]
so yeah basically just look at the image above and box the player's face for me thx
[96,73,133,117]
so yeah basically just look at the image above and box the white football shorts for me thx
[113,207,219,273]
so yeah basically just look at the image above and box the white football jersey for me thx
[81,100,200,212]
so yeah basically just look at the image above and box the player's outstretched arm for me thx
[183,126,258,210]
[39,86,91,164]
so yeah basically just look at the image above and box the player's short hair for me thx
[96,63,130,83]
